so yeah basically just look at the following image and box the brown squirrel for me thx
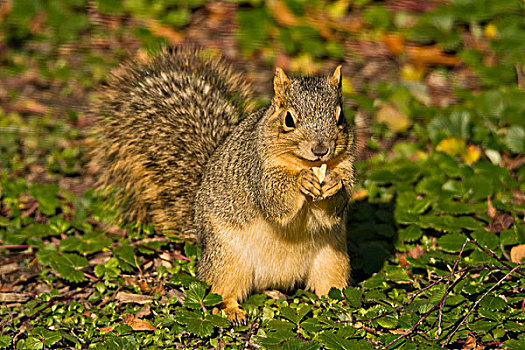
[91,47,356,323]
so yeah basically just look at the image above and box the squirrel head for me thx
[263,66,352,167]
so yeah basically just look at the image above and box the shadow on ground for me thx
[347,198,397,284]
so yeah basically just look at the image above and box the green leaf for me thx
[504,126,525,153]
[376,314,398,329]
[113,245,137,270]
[281,305,311,324]
[19,337,43,350]
[471,230,499,250]
[437,233,468,252]
[183,282,219,309]
[0,336,11,348]
[317,330,353,350]
[343,287,362,308]
[398,225,423,242]
[479,296,506,311]
[30,183,60,216]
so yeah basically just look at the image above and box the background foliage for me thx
[0,0,524,348]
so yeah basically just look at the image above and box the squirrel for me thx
[91,47,356,323]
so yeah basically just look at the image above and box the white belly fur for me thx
[225,202,342,292]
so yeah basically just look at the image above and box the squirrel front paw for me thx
[299,168,342,201]
[299,168,323,201]
[320,169,342,199]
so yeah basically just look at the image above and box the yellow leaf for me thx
[460,144,481,165]
[289,54,319,74]
[341,78,354,95]
[351,189,368,201]
[510,245,525,263]
[401,64,424,82]
[375,103,411,132]
[436,137,466,157]
[485,23,498,39]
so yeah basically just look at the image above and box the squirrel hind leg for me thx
[219,299,248,325]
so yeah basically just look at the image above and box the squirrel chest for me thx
[214,194,344,291]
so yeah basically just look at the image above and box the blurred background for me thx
[0,0,523,186]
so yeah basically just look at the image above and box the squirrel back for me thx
[90,47,253,242]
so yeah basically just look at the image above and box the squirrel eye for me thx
[284,111,296,130]
[336,106,345,127]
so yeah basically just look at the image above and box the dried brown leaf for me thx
[136,304,151,318]
[115,292,152,304]
[487,213,514,232]
[123,314,156,331]
[487,196,496,219]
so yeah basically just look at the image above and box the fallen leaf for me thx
[123,314,156,331]
[401,64,425,82]
[406,45,459,68]
[115,292,152,304]
[98,327,114,333]
[264,289,287,300]
[375,103,411,132]
[436,137,466,157]
[487,213,514,233]
[267,0,298,27]
[462,333,484,350]
[484,23,498,39]
[145,19,183,44]
[0,293,29,302]
[461,144,481,165]
[136,304,151,318]
[510,245,525,263]
[351,189,368,201]
[382,33,405,55]
[137,280,150,293]
[487,196,496,219]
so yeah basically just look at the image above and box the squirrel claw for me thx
[299,169,322,199]
[224,306,248,326]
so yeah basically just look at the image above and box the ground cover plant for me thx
[0,0,524,348]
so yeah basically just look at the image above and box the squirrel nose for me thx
[312,142,329,157]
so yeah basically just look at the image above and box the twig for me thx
[382,300,442,349]
[242,309,263,350]
[0,253,35,266]
[19,279,99,323]
[442,264,522,346]
[0,245,31,250]
[468,238,525,279]
[137,244,192,261]
[516,64,524,90]
[436,238,468,338]
[353,265,525,325]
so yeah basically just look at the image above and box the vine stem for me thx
[442,264,522,346]
[468,238,525,279]
[436,238,469,338]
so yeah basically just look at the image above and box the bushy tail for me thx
[90,47,253,242]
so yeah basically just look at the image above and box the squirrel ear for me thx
[328,65,342,89]
[273,67,290,105]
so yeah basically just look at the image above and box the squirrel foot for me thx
[222,303,247,326]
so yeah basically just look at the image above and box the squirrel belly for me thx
[92,48,356,323]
